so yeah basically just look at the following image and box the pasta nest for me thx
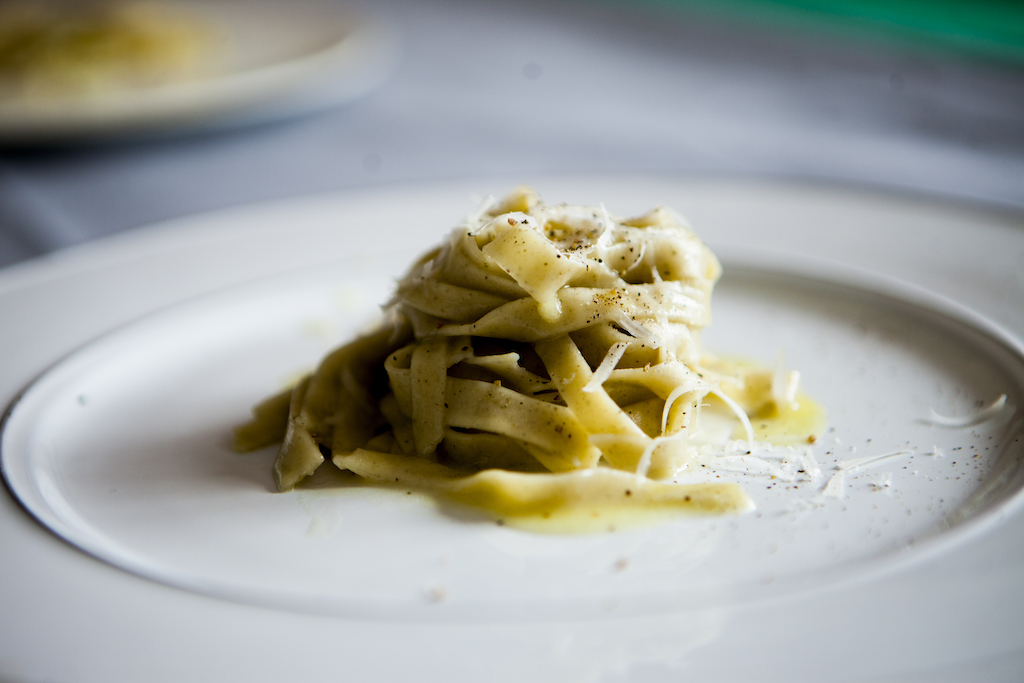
[261,187,724,491]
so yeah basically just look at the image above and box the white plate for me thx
[2,177,1024,680]
[0,0,397,144]
[4,248,1024,621]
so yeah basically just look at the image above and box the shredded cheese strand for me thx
[835,449,913,472]
[661,384,691,435]
[923,394,1011,428]
[582,342,631,393]
[708,386,755,443]
[635,434,685,479]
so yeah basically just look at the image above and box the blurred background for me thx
[0,0,1021,270]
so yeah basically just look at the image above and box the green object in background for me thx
[629,0,1024,64]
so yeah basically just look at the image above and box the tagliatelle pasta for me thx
[233,187,825,530]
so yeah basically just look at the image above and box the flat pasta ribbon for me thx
[234,187,773,518]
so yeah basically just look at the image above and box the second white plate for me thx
[0,0,398,144]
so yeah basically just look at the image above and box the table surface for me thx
[1,2,1023,682]
[0,0,1022,271]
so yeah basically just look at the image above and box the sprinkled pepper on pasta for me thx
[234,187,825,528]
